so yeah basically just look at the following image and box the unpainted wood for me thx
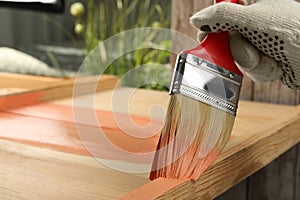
[0,139,149,200]
[0,72,65,89]
[40,75,119,101]
[54,87,170,120]
[122,102,300,199]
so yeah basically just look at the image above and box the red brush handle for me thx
[185,0,242,76]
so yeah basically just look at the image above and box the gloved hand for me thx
[190,0,300,89]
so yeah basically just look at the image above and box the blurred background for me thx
[0,0,172,90]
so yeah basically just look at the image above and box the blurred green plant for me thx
[70,0,172,90]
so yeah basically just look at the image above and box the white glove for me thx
[190,0,300,89]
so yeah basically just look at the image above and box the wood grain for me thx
[0,139,149,200]
[2,86,300,199]
[0,73,119,108]
[53,87,170,120]
[0,72,66,89]
[40,75,119,102]
[119,99,300,199]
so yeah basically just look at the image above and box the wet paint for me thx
[119,178,190,200]
[0,91,45,109]
[0,103,162,164]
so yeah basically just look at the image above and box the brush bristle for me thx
[150,94,235,180]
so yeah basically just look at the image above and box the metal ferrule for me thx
[170,53,243,116]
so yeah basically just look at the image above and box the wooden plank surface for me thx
[2,87,300,199]
[0,72,66,89]
[0,73,119,108]
[53,87,170,120]
[0,139,149,200]
[122,100,300,199]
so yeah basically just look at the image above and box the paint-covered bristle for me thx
[150,94,235,180]
[150,16,243,180]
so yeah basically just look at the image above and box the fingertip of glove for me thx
[190,2,245,31]
[190,14,212,32]
[189,14,202,29]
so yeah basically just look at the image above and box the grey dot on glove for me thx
[190,0,300,89]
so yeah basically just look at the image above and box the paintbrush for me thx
[150,0,243,181]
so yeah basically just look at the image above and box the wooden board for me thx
[53,87,170,120]
[0,73,119,108]
[122,101,300,199]
[1,87,300,199]
[0,139,149,200]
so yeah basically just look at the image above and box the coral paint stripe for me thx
[0,109,160,161]
[119,178,190,200]
[0,91,45,109]
[1,102,163,136]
